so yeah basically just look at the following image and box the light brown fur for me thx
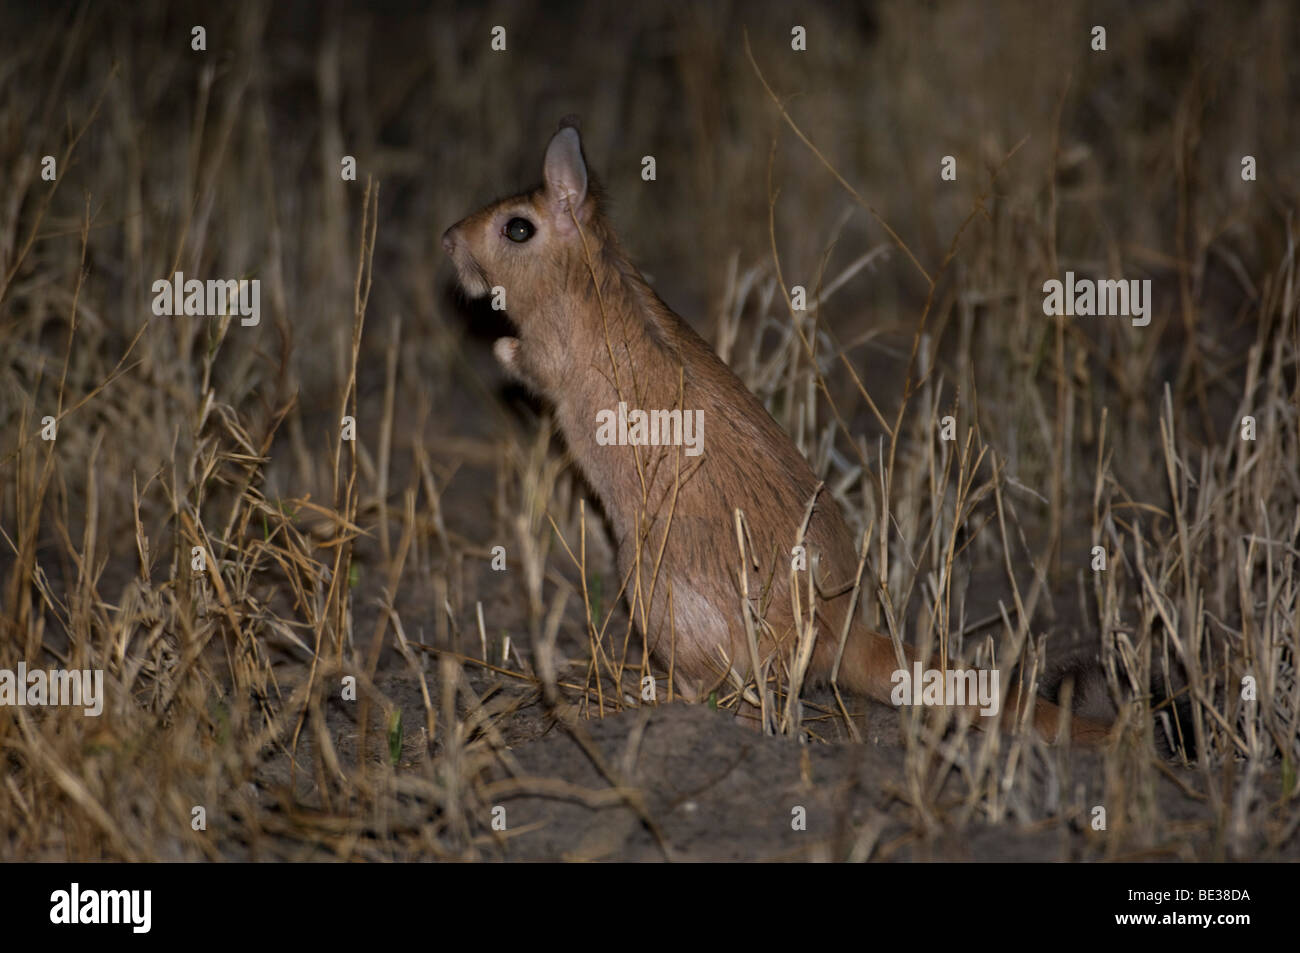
[443,121,1109,745]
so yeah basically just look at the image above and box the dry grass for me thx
[1,0,1297,861]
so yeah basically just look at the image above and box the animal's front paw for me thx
[492,336,521,371]
[493,336,538,389]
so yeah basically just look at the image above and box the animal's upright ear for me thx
[542,125,588,231]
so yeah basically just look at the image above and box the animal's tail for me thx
[830,624,1112,745]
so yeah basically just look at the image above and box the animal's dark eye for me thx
[504,217,535,243]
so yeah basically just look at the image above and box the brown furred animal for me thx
[442,121,1110,745]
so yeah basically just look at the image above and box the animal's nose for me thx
[441,228,457,256]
